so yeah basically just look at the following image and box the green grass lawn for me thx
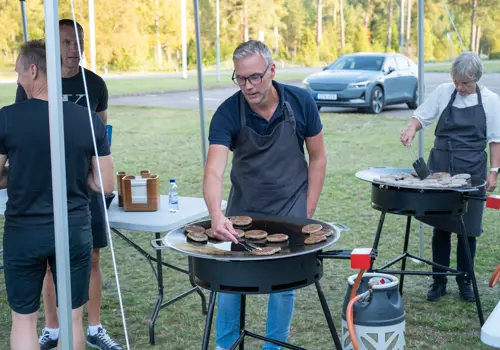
[0,71,309,108]
[0,105,498,349]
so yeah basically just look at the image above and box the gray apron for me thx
[225,92,308,218]
[416,85,487,237]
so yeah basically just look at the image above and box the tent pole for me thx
[193,0,207,167]
[44,0,74,348]
[418,0,425,259]
[20,0,29,42]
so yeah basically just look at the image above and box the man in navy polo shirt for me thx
[203,40,327,350]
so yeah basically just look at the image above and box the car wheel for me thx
[407,86,418,110]
[368,86,384,114]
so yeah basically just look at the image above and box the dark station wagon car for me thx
[302,52,419,114]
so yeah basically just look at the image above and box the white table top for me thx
[0,190,226,233]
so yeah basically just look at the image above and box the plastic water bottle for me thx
[168,178,179,212]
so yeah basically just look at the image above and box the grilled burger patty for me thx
[185,225,206,234]
[266,234,289,243]
[251,246,281,256]
[304,234,327,245]
[235,229,245,238]
[312,228,334,237]
[230,216,253,226]
[302,224,323,234]
[245,230,268,240]
[187,231,208,242]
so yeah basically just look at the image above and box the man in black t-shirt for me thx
[1,40,114,350]
[15,20,122,350]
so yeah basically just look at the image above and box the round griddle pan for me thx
[356,167,486,192]
[153,215,348,261]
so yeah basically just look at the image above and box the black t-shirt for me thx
[0,99,111,229]
[208,81,323,154]
[15,67,108,113]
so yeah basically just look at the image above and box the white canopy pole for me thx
[88,0,96,72]
[193,0,207,167]
[20,0,29,42]
[216,0,220,82]
[44,0,74,348]
[181,0,187,79]
[418,0,425,258]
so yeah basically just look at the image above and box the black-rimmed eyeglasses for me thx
[232,63,271,86]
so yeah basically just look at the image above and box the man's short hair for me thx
[19,40,47,75]
[233,40,273,66]
[59,19,84,39]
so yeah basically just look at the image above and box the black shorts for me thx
[3,224,92,315]
[90,191,108,249]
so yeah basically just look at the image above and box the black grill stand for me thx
[193,253,343,350]
[368,184,484,326]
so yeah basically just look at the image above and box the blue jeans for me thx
[215,290,295,350]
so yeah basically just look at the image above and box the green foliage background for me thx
[1,0,499,72]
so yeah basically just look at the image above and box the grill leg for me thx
[315,281,342,350]
[399,216,412,295]
[149,232,164,345]
[459,218,484,326]
[239,295,246,350]
[201,291,217,350]
[370,211,386,271]
[188,256,207,315]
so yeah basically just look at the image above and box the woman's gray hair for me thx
[451,52,483,82]
[233,40,273,65]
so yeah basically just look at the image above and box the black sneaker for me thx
[426,281,447,301]
[457,279,476,302]
[86,327,123,350]
[39,328,58,350]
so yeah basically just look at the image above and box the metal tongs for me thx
[237,237,262,251]
[408,143,430,180]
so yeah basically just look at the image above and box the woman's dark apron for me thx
[416,85,487,237]
[225,92,308,219]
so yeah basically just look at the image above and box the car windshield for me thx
[327,56,384,71]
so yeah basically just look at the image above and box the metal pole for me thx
[400,0,405,54]
[193,0,207,167]
[43,0,74,349]
[418,0,425,259]
[20,0,29,42]
[216,0,220,82]
[181,0,188,79]
[88,0,96,72]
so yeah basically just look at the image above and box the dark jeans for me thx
[432,228,477,284]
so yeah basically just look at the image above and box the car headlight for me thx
[348,81,371,88]
[301,79,310,88]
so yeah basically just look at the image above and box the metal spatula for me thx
[409,144,430,180]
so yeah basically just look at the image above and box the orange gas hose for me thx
[350,268,366,302]
[489,264,500,287]
[346,269,366,350]
[347,294,362,350]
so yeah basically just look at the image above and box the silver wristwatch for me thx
[490,167,500,173]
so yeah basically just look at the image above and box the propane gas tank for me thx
[341,273,405,350]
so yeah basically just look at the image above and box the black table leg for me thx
[188,256,207,315]
[399,216,412,294]
[240,295,246,350]
[201,291,218,350]
[459,218,484,326]
[149,232,164,345]
[315,281,342,350]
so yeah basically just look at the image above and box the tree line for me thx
[0,0,499,73]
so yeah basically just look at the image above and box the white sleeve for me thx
[486,93,500,143]
[411,84,443,128]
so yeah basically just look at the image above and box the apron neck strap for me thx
[476,84,483,105]
[448,89,458,106]
[239,91,247,128]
